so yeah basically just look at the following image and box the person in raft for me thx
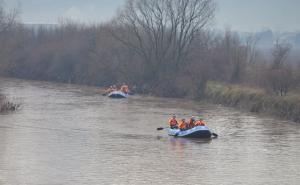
[169,115,178,129]
[120,83,129,94]
[195,118,206,126]
[178,118,187,131]
[187,116,196,129]
[112,84,117,91]
[105,85,114,94]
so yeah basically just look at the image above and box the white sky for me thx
[4,0,300,32]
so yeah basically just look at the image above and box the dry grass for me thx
[205,81,300,123]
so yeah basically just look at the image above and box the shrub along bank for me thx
[205,81,300,123]
[0,94,19,112]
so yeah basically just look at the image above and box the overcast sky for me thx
[4,0,300,32]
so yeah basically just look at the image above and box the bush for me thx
[205,81,300,123]
[0,94,19,112]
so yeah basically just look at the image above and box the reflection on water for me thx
[0,78,300,185]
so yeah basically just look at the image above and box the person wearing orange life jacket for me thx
[120,83,129,94]
[195,118,206,126]
[178,118,187,131]
[169,115,178,129]
[112,84,117,91]
[187,116,196,129]
[105,86,114,94]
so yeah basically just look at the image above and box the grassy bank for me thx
[205,81,300,123]
[0,94,19,112]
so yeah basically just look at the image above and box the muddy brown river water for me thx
[0,78,300,185]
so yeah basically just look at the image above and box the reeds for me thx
[0,94,19,112]
[205,81,300,123]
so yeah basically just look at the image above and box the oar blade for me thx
[212,133,218,137]
[157,127,164,131]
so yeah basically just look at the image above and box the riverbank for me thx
[1,77,300,123]
[205,81,300,123]
[0,93,19,112]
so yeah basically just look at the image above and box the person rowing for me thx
[187,116,196,129]
[169,115,178,129]
[120,83,129,94]
[178,118,187,131]
[195,118,206,126]
[104,86,114,94]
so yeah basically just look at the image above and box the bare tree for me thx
[111,0,215,86]
[0,0,20,72]
[265,40,293,96]
[266,68,293,96]
[271,39,292,69]
[216,29,247,83]
[245,34,260,64]
[0,0,19,34]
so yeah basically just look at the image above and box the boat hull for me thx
[168,126,212,138]
[108,91,128,98]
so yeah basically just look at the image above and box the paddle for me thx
[157,126,181,137]
[102,90,109,96]
[157,127,169,131]
[212,132,218,137]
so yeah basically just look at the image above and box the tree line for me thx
[0,0,299,98]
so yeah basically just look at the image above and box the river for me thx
[0,78,299,185]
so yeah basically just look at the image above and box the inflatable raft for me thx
[168,126,213,138]
[108,91,128,98]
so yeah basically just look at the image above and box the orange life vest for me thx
[195,120,205,126]
[169,118,178,126]
[178,121,187,129]
[121,85,129,93]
